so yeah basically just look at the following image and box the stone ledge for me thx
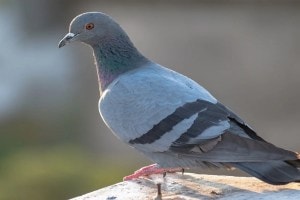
[71,173,300,200]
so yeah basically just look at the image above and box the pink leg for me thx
[123,164,183,181]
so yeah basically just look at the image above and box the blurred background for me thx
[1,0,300,199]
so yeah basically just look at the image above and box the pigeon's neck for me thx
[92,35,149,94]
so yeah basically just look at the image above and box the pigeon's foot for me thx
[123,164,183,181]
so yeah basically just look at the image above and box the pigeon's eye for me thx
[85,23,94,30]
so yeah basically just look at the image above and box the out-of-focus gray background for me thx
[1,0,300,199]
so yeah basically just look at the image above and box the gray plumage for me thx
[59,12,300,185]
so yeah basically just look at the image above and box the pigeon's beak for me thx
[58,33,77,48]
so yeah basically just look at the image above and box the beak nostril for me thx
[58,33,76,48]
[66,35,73,40]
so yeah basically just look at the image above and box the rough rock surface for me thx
[71,173,300,200]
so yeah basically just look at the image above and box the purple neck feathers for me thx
[92,35,148,94]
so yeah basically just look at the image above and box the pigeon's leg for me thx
[154,183,162,200]
[123,164,183,181]
[181,168,185,175]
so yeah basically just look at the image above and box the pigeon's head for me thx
[59,12,124,48]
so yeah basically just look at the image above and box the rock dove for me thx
[59,12,300,185]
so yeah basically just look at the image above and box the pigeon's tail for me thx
[232,159,300,185]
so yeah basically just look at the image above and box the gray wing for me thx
[166,100,300,185]
[129,99,297,162]
[168,100,297,162]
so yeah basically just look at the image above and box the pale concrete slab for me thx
[71,173,300,200]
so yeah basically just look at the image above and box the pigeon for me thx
[59,12,300,185]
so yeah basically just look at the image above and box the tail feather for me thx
[286,153,300,168]
[286,160,300,168]
[232,160,300,185]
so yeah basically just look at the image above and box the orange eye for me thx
[85,23,94,30]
